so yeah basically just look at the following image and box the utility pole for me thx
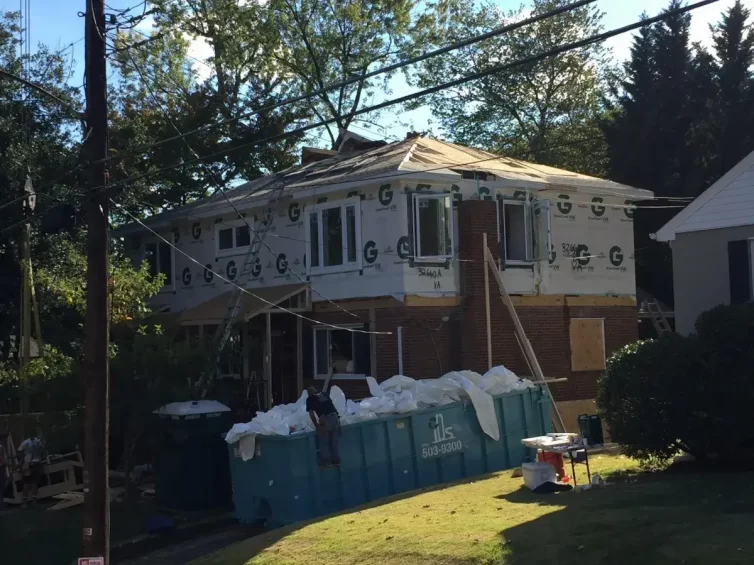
[82,0,110,562]
[19,177,34,440]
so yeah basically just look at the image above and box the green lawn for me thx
[191,454,754,565]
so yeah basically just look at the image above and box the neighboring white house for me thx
[657,150,754,335]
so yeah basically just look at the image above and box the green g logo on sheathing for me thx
[623,200,634,220]
[192,223,202,240]
[576,244,590,266]
[609,246,624,267]
[479,186,492,201]
[288,202,300,223]
[364,240,378,264]
[203,264,214,283]
[549,244,556,265]
[378,184,393,206]
[181,267,192,286]
[276,253,288,274]
[451,184,462,204]
[557,195,572,215]
[591,197,606,217]
[397,236,410,260]
[227,260,237,280]
[251,257,262,278]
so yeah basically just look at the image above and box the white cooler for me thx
[522,462,557,491]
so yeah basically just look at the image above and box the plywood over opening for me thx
[570,318,606,371]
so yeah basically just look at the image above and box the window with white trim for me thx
[144,240,174,290]
[308,198,362,274]
[215,220,252,257]
[412,193,453,261]
[313,324,371,378]
[497,197,551,265]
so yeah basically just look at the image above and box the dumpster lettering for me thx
[421,413,464,459]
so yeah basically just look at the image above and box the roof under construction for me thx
[122,134,651,230]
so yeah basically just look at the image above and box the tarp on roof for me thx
[180,283,306,325]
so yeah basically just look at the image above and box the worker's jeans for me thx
[317,413,341,465]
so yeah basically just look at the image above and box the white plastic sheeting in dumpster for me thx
[154,400,231,417]
[225,366,536,447]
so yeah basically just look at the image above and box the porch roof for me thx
[179,284,306,325]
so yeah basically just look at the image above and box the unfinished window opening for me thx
[497,197,551,266]
[313,324,371,378]
[413,193,453,261]
[308,197,362,275]
[144,241,174,290]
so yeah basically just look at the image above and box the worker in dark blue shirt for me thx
[306,386,341,466]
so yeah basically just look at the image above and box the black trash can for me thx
[154,400,233,511]
[577,414,604,447]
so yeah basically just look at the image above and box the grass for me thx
[191,454,754,565]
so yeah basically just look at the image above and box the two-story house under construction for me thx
[119,133,651,424]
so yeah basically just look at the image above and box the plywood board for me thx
[570,318,606,371]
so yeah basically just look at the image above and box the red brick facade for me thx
[301,200,638,402]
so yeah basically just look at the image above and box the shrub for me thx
[597,336,703,462]
[598,303,754,463]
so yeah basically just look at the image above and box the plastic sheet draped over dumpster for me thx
[225,366,536,444]
[227,386,551,527]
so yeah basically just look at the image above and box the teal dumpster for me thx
[227,386,551,526]
[154,400,233,511]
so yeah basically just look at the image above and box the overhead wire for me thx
[122,46,362,320]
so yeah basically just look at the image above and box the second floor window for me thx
[497,197,551,266]
[144,241,174,289]
[413,193,453,261]
[308,197,362,274]
[216,221,252,257]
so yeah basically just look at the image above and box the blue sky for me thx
[10,0,743,142]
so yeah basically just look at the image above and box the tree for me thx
[148,0,441,151]
[108,24,305,219]
[0,10,83,365]
[603,0,754,306]
[407,0,612,175]
[602,1,715,305]
[705,0,754,181]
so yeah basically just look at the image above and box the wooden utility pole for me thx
[82,0,111,561]
[19,177,34,439]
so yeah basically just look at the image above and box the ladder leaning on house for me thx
[200,182,287,397]
[644,300,673,336]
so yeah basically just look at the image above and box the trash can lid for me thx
[154,400,231,416]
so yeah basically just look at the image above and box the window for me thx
[728,239,753,304]
[413,194,453,261]
[215,220,253,257]
[313,324,371,378]
[144,241,174,289]
[497,197,551,265]
[308,198,362,274]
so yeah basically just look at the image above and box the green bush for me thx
[598,303,754,463]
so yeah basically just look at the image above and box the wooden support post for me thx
[483,233,492,371]
[482,236,566,433]
[296,316,303,397]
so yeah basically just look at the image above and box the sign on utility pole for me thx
[82,0,111,563]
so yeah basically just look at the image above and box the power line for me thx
[122,47,362,321]
[83,0,721,192]
[0,68,83,118]
[110,198,392,334]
